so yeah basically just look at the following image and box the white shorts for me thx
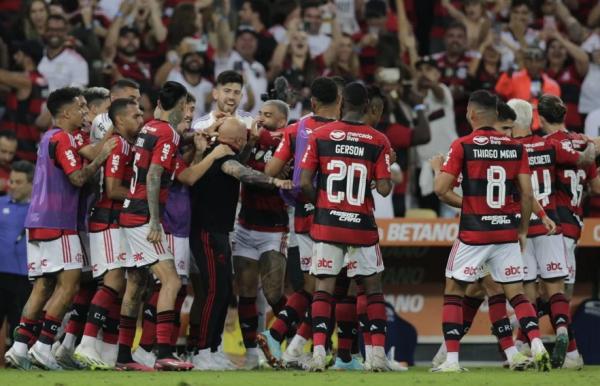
[445,240,523,283]
[121,223,174,268]
[89,228,133,278]
[232,224,288,261]
[311,242,384,278]
[27,232,85,278]
[166,234,191,279]
[79,231,92,273]
[522,234,569,282]
[287,207,298,248]
[297,233,313,273]
[563,236,577,285]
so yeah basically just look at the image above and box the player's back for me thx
[306,120,391,246]
[546,130,597,239]
[446,127,529,245]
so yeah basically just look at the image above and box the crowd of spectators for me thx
[1,0,600,217]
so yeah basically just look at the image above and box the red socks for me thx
[156,310,175,359]
[336,296,357,362]
[510,294,541,342]
[311,291,332,348]
[442,295,463,352]
[462,296,483,335]
[83,285,118,338]
[549,293,570,330]
[366,293,386,348]
[357,291,371,346]
[65,284,96,337]
[139,285,160,352]
[117,315,137,363]
[270,289,311,342]
[38,314,62,345]
[488,294,514,350]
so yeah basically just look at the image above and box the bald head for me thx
[218,118,247,151]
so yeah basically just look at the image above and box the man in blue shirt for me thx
[0,161,34,343]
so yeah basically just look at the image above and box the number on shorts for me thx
[531,169,551,207]
[326,160,368,206]
[129,152,141,194]
[486,165,506,209]
[564,169,586,207]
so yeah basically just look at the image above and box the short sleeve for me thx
[174,156,188,178]
[299,133,319,172]
[374,136,392,180]
[273,126,295,162]
[105,140,128,180]
[552,139,580,166]
[52,132,83,175]
[150,129,177,169]
[440,140,464,177]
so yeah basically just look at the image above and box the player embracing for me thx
[432,90,550,372]
[117,81,193,371]
[538,95,600,369]
[257,77,341,368]
[299,82,394,372]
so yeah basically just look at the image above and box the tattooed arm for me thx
[221,159,292,189]
[68,138,116,187]
[146,163,163,243]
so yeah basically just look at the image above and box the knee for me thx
[162,274,182,296]
[264,290,284,307]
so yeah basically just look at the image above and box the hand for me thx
[592,137,600,153]
[249,119,260,143]
[119,0,136,16]
[274,179,293,189]
[429,154,446,173]
[205,117,227,136]
[193,132,209,153]
[209,144,235,160]
[518,231,527,252]
[146,220,163,244]
[360,33,378,47]
[541,215,557,235]
[99,137,117,161]
[81,4,93,27]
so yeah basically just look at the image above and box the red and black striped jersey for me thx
[300,120,392,246]
[442,127,530,245]
[274,116,335,234]
[513,134,580,237]
[238,128,288,232]
[0,71,48,162]
[119,120,180,227]
[89,134,134,232]
[545,130,598,240]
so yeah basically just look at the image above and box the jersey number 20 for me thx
[326,160,368,206]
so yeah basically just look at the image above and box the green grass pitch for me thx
[1,366,599,386]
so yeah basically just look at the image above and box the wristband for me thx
[536,208,547,219]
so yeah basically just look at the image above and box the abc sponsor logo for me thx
[346,261,358,270]
[317,258,333,269]
[463,266,478,276]
[504,265,521,277]
[546,262,563,272]
[300,257,311,267]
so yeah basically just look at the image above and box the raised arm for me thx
[550,30,589,76]
[177,144,234,186]
[68,138,116,187]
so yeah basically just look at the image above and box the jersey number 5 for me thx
[326,160,368,206]
[129,152,142,194]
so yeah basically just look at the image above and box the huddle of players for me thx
[429,90,600,373]
[3,71,401,372]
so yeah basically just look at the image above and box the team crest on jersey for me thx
[330,130,346,141]
[473,136,489,146]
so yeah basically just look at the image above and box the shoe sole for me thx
[5,353,31,370]
[154,361,193,371]
[535,353,551,372]
[73,352,111,370]
[256,334,282,369]
[29,350,60,371]
[551,334,569,369]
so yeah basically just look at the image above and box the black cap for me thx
[415,55,439,71]
[15,39,44,65]
[119,25,140,37]
[365,0,387,19]
[236,25,259,39]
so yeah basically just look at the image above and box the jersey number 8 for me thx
[487,165,506,209]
